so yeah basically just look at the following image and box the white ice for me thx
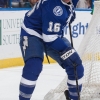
[0,63,100,100]
[0,63,66,100]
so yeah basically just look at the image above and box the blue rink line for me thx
[0,8,92,11]
[0,8,30,11]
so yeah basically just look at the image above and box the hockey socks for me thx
[19,57,43,100]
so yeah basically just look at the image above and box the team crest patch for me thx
[53,6,63,16]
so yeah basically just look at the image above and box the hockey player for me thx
[19,0,84,100]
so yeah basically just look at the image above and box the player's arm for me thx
[42,3,75,52]
[42,9,69,52]
[42,15,82,68]
[42,0,82,67]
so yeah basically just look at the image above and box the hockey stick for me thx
[69,23,73,48]
[69,23,80,100]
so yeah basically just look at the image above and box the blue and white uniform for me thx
[19,0,84,100]
[21,0,76,44]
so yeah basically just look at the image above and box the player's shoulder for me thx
[42,0,60,6]
[42,0,63,9]
[41,0,51,6]
[42,0,65,17]
[71,0,79,7]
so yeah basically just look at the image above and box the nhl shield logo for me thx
[53,6,63,16]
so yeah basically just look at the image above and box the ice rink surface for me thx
[0,63,100,100]
[0,63,66,100]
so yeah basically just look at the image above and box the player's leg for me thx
[64,62,84,100]
[46,37,71,68]
[19,36,44,100]
[46,37,84,100]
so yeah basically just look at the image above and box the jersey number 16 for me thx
[48,21,61,32]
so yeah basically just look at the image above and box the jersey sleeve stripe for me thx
[22,23,43,39]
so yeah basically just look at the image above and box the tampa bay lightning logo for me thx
[53,6,63,16]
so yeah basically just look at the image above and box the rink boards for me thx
[0,8,92,68]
